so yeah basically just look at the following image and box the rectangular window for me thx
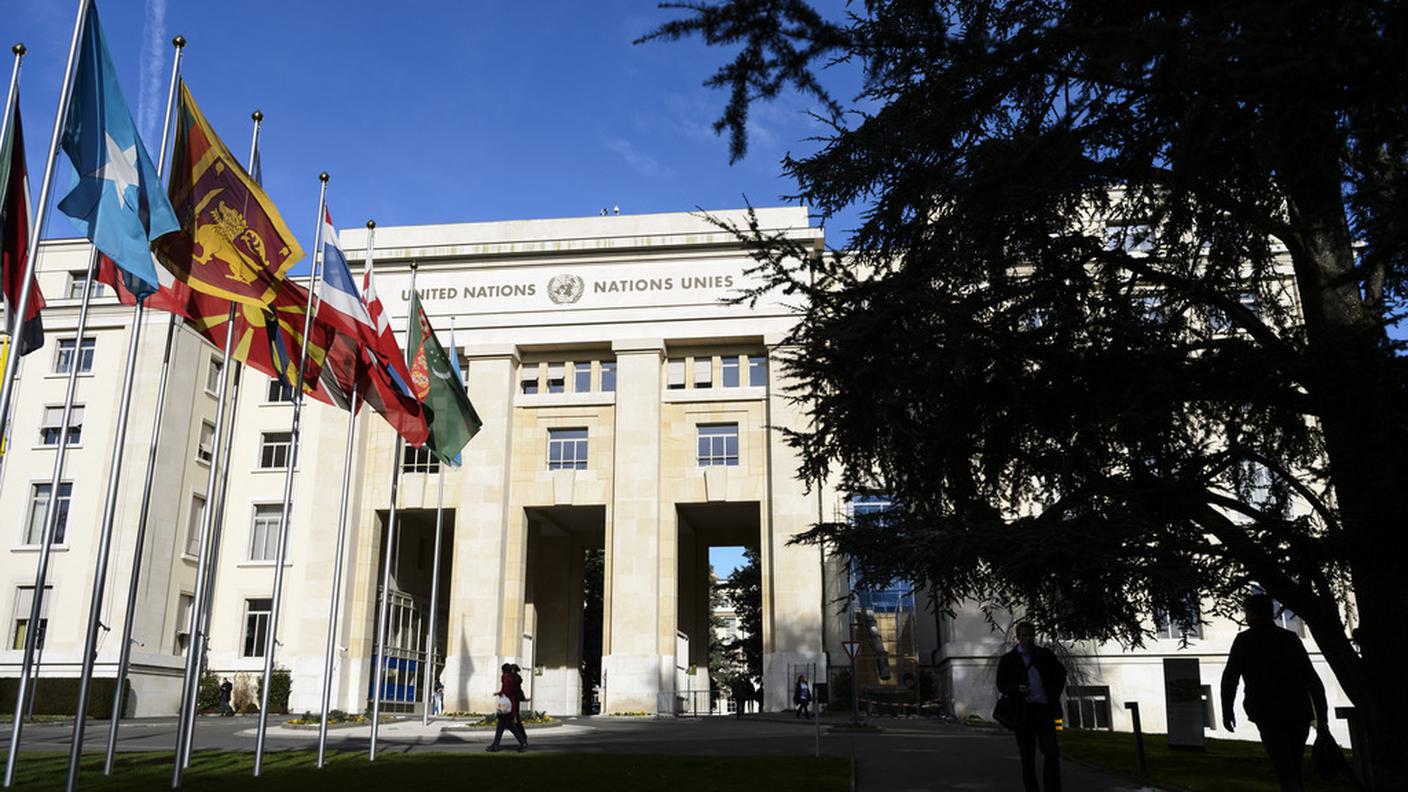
[10,586,51,651]
[197,420,215,464]
[520,363,540,395]
[547,427,588,470]
[572,361,592,393]
[547,363,566,394]
[697,423,740,467]
[1153,597,1204,640]
[721,356,740,388]
[54,337,96,375]
[25,482,72,545]
[258,432,292,469]
[186,493,206,557]
[266,379,295,403]
[174,593,193,652]
[242,598,273,657]
[693,358,713,389]
[748,355,767,387]
[1105,223,1154,253]
[39,405,83,446]
[1064,686,1112,730]
[66,270,105,300]
[402,444,441,473]
[600,361,616,392]
[667,358,686,390]
[248,504,283,562]
[205,355,223,395]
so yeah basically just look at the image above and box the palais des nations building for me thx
[0,206,1352,742]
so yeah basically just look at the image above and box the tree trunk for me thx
[1271,103,1408,789]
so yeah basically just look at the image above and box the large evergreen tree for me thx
[647,1,1408,782]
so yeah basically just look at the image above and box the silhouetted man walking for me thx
[997,622,1066,792]
[1221,593,1329,792]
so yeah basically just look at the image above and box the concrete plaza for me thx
[3,714,1162,791]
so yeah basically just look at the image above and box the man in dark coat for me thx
[218,677,234,717]
[1221,593,1329,792]
[996,622,1067,792]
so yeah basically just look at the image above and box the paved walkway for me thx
[3,714,1163,791]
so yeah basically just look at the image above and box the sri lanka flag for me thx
[57,1,178,300]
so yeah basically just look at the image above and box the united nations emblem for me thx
[547,274,585,305]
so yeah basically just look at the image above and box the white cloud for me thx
[603,136,672,178]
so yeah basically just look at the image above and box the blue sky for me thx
[2,0,864,269]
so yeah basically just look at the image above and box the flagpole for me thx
[252,171,329,776]
[167,303,234,788]
[64,34,183,788]
[316,383,359,767]
[317,218,376,767]
[0,0,88,474]
[421,317,454,727]
[0,43,24,183]
[178,110,262,771]
[169,112,263,788]
[2,245,98,788]
[370,261,416,761]
[178,358,240,769]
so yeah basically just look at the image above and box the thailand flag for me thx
[316,208,373,341]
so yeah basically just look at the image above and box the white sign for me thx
[842,640,861,661]
[388,258,768,318]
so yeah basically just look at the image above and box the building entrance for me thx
[368,508,454,713]
[522,505,605,716]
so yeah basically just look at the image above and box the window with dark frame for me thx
[547,363,566,394]
[10,586,51,651]
[249,504,283,562]
[721,355,740,387]
[197,421,215,464]
[66,270,105,300]
[205,355,223,394]
[697,423,739,466]
[54,337,95,374]
[39,405,83,446]
[258,432,293,469]
[25,482,71,545]
[266,379,295,403]
[547,427,588,470]
[1153,595,1204,640]
[747,355,767,387]
[520,363,540,395]
[1064,686,1113,730]
[572,361,592,393]
[241,598,273,657]
[185,493,206,557]
[600,360,616,392]
[402,444,441,473]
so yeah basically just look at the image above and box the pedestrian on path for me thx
[433,679,444,716]
[487,663,527,752]
[1220,593,1329,792]
[996,622,1067,792]
[730,676,753,719]
[794,674,812,719]
[218,677,234,717]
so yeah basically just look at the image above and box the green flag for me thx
[406,290,481,465]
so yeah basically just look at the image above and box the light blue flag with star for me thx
[57,1,179,300]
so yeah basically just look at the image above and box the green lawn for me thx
[7,751,850,791]
[1060,729,1359,792]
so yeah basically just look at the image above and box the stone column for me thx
[761,334,827,710]
[602,339,664,713]
[441,344,518,713]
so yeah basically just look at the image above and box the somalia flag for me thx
[57,2,179,300]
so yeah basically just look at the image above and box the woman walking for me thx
[794,674,812,719]
[487,663,528,752]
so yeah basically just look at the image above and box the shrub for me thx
[255,667,292,715]
[196,672,221,713]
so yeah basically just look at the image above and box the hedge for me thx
[0,677,130,718]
